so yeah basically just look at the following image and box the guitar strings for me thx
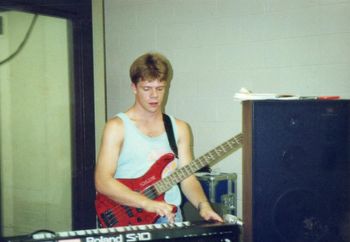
[155,133,242,194]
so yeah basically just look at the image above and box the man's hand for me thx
[198,201,223,222]
[142,199,176,223]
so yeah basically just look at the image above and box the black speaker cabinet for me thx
[242,100,350,242]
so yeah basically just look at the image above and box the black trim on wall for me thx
[0,0,96,233]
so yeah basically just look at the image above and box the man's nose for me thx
[150,88,158,97]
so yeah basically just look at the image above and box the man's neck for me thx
[127,105,163,122]
[126,106,165,137]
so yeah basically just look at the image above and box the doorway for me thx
[0,10,73,236]
[0,0,96,238]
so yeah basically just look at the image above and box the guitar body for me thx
[95,153,176,227]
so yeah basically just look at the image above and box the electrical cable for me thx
[0,14,38,66]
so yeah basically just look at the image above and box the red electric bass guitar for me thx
[95,133,242,227]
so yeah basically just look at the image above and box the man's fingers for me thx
[156,203,173,216]
[153,202,176,223]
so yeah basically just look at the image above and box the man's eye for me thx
[157,87,164,91]
[143,87,150,91]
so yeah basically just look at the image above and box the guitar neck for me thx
[154,133,242,194]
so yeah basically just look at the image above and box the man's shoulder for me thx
[105,116,124,131]
[170,116,192,144]
[172,116,191,131]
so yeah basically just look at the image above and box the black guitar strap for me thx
[163,113,178,159]
[163,113,211,172]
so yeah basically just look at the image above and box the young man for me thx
[95,52,222,225]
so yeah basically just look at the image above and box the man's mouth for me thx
[149,102,158,107]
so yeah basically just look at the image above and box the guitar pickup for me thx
[102,209,118,227]
[122,205,134,217]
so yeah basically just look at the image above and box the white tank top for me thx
[114,113,181,206]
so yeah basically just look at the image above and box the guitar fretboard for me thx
[154,133,243,194]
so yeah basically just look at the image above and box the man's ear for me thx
[131,83,137,94]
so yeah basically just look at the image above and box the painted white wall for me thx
[104,0,350,218]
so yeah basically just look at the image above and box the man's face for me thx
[132,79,168,113]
